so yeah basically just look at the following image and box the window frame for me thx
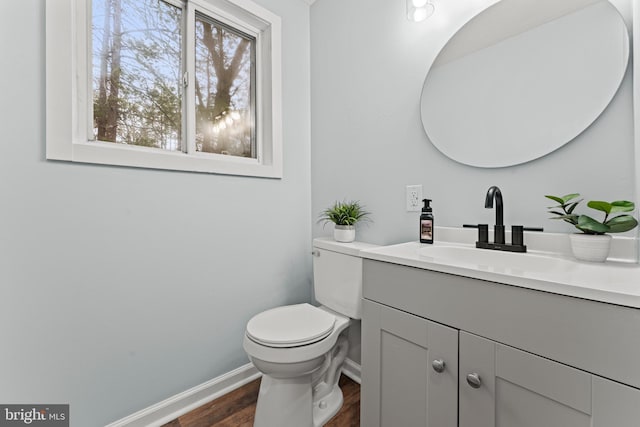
[46,0,282,178]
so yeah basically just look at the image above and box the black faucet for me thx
[474,186,527,253]
[485,186,504,244]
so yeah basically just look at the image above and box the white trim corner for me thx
[341,358,361,384]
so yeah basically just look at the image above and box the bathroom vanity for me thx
[360,238,640,426]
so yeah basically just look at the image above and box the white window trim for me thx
[45,0,282,178]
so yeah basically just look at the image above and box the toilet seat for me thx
[246,303,336,348]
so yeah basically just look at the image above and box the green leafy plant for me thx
[545,193,638,235]
[318,200,371,227]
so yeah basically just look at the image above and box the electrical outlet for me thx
[406,185,423,212]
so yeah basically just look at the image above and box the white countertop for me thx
[361,240,640,309]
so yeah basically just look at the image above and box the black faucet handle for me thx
[478,224,489,243]
[511,225,524,246]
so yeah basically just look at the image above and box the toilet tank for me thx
[312,238,378,319]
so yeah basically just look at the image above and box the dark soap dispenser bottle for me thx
[420,199,434,244]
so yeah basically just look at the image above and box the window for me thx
[46,0,282,178]
[92,0,183,152]
[193,13,256,157]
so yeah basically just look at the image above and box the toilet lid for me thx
[246,303,336,348]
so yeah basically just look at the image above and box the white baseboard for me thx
[105,358,361,427]
[104,363,261,427]
[341,358,361,384]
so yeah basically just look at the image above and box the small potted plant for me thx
[545,193,638,262]
[318,200,371,243]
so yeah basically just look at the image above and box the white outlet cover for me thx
[406,185,423,212]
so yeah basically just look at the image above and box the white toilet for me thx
[243,238,376,427]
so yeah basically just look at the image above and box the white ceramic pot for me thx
[334,225,356,243]
[569,233,612,262]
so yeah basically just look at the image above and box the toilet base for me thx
[253,375,344,427]
[254,374,314,427]
[313,382,343,427]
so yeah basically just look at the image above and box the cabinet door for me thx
[361,300,458,427]
[459,331,640,427]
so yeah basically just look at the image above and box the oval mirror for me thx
[420,0,629,168]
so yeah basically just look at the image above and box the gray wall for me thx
[310,0,637,246]
[0,1,311,426]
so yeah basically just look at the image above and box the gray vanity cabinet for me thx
[361,299,458,427]
[459,331,640,427]
[361,259,640,427]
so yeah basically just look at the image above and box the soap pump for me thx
[420,199,434,244]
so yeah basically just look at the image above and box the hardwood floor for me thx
[161,374,360,427]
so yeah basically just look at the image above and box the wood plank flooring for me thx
[161,374,360,427]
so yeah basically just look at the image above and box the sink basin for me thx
[417,243,572,274]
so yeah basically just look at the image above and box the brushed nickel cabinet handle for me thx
[466,373,482,389]
[432,359,446,373]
